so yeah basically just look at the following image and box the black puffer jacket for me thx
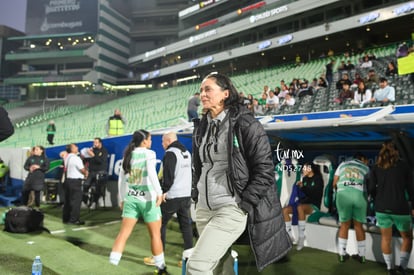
[192,105,292,271]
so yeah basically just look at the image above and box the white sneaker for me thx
[288,232,296,244]
[296,237,305,251]
[89,202,97,210]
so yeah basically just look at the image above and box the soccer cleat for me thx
[338,253,350,263]
[352,254,365,263]
[154,266,169,275]
[296,237,305,251]
[144,256,155,266]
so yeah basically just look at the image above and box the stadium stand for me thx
[0,44,409,149]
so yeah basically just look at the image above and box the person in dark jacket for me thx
[188,72,291,274]
[283,162,324,251]
[46,120,56,145]
[22,145,50,208]
[82,137,108,209]
[0,106,14,142]
[368,141,414,274]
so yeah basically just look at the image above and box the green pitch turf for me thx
[0,204,405,274]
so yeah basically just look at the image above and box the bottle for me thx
[32,256,42,275]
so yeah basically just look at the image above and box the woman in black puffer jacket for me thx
[188,72,291,274]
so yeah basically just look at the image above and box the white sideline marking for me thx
[50,220,120,235]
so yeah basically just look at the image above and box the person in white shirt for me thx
[371,77,395,103]
[62,143,88,225]
[352,81,372,107]
[282,93,296,106]
[360,56,372,68]
[265,90,279,113]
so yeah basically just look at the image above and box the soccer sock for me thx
[285,221,292,234]
[383,253,393,270]
[298,220,306,239]
[400,251,410,269]
[153,252,165,269]
[109,251,122,266]
[338,238,348,256]
[357,240,366,257]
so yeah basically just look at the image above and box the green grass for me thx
[0,204,403,274]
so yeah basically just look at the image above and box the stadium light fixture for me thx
[32,81,92,87]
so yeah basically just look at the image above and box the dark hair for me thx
[376,141,399,169]
[65,143,75,153]
[203,72,240,107]
[122,129,150,173]
[94,137,102,144]
[379,77,388,83]
[303,162,322,177]
[353,152,367,162]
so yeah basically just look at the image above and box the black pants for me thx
[62,179,83,223]
[21,190,41,207]
[161,197,193,250]
[47,134,54,145]
[83,171,107,205]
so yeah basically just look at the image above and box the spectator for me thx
[109,130,167,274]
[283,163,324,251]
[0,106,14,142]
[385,61,398,77]
[317,76,328,90]
[364,69,379,91]
[144,132,193,267]
[325,59,335,86]
[297,80,314,98]
[253,98,264,116]
[281,93,295,106]
[279,83,290,98]
[336,73,353,91]
[360,55,373,69]
[189,72,291,273]
[290,78,300,95]
[352,81,372,107]
[62,143,88,225]
[338,61,347,74]
[22,146,50,208]
[346,60,355,71]
[333,153,370,263]
[335,83,354,105]
[46,120,56,145]
[258,92,267,110]
[368,141,414,274]
[82,137,108,209]
[265,90,279,113]
[107,109,127,136]
[370,77,395,104]
[352,72,364,89]
[273,87,281,97]
[187,92,200,122]
[262,85,270,96]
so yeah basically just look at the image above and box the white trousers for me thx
[186,204,247,275]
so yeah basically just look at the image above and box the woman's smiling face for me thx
[199,77,228,116]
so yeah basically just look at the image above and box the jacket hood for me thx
[167,140,187,152]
